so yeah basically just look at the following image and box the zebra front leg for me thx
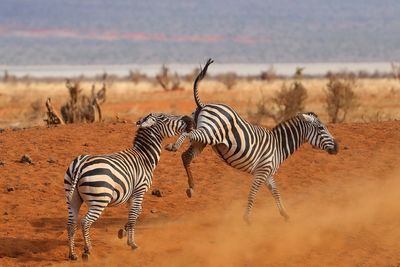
[181,142,205,198]
[66,194,82,260]
[165,133,188,152]
[80,204,107,261]
[126,192,145,250]
[266,176,289,221]
[244,175,266,224]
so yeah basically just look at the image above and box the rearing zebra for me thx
[64,113,193,261]
[166,59,338,223]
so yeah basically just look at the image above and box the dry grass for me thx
[0,78,399,128]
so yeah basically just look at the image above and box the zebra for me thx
[165,58,338,223]
[64,113,193,261]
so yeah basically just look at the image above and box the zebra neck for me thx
[132,128,163,167]
[272,117,306,162]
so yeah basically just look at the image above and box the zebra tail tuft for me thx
[194,58,214,109]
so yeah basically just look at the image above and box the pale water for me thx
[0,62,393,78]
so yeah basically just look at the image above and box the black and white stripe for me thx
[166,59,338,223]
[64,113,192,261]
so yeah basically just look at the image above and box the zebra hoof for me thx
[118,228,127,239]
[283,215,290,222]
[243,214,251,226]
[68,254,78,261]
[186,188,193,198]
[82,253,89,261]
[280,211,290,222]
[130,243,139,250]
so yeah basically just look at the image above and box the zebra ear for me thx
[137,116,156,128]
[301,113,315,123]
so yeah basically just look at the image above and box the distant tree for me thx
[260,65,277,81]
[391,62,400,81]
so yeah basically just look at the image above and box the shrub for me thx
[260,65,277,82]
[155,65,182,91]
[325,75,358,123]
[129,70,147,84]
[251,80,308,124]
[391,62,400,81]
[219,72,238,90]
[47,80,107,124]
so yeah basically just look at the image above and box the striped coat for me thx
[64,113,192,261]
[166,59,338,223]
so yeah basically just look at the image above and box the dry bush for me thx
[391,62,400,81]
[360,111,394,122]
[294,67,305,79]
[325,75,358,123]
[155,65,182,91]
[183,67,201,82]
[250,80,308,124]
[29,99,42,120]
[260,65,277,82]
[129,70,147,84]
[2,70,17,83]
[219,72,238,90]
[47,80,107,124]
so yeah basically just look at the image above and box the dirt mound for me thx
[0,120,399,266]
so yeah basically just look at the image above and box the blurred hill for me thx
[0,0,399,64]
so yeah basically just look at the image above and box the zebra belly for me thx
[214,143,258,173]
[78,174,132,207]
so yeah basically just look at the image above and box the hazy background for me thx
[1,0,400,65]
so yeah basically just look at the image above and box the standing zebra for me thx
[64,113,193,261]
[166,59,338,223]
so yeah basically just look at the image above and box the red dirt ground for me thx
[0,120,399,266]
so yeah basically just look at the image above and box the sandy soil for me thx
[0,120,400,267]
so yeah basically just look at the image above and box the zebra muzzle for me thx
[327,141,339,155]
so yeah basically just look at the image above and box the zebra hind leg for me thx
[244,174,266,225]
[66,190,82,260]
[181,142,205,198]
[80,205,107,260]
[165,133,188,152]
[126,193,145,250]
[266,176,289,221]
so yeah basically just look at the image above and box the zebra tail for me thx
[194,58,214,108]
[67,167,80,203]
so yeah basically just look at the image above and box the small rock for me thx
[6,186,14,192]
[20,154,33,164]
[344,146,349,150]
[0,161,4,166]
[47,158,57,164]
[82,143,89,147]
[150,209,158,213]
[0,128,4,133]
[151,189,163,197]
[3,212,8,215]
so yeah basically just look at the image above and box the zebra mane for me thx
[132,126,162,148]
[272,114,304,130]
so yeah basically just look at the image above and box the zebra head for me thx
[301,112,339,155]
[136,113,194,137]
